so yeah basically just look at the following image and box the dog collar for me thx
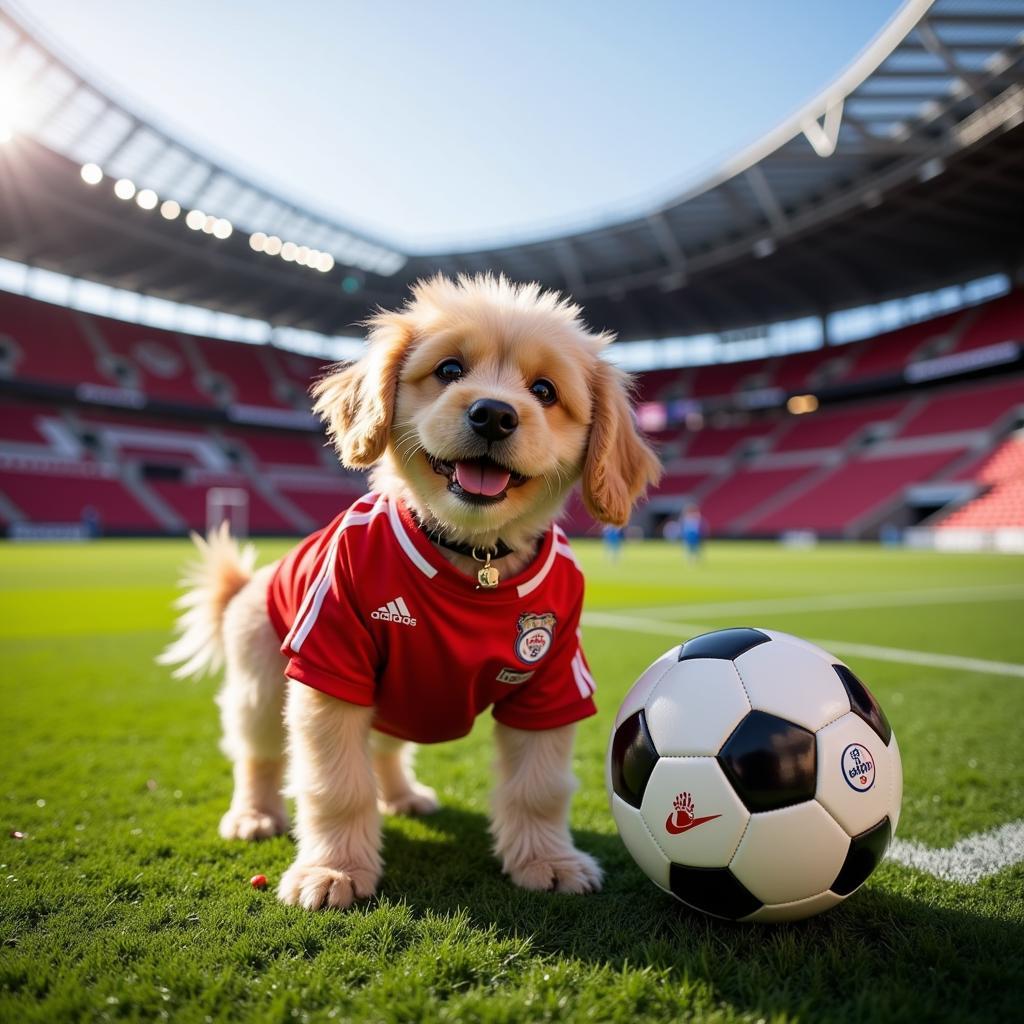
[418,523,516,561]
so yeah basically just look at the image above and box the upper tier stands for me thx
[635,290,1022,405]
[0,290,324,412]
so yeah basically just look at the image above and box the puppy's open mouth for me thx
[427,453,529,505]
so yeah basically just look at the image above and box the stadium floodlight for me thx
[201,215,217,234]
[80,163,103,185]
[316,253,334,273]
[249,231,267,252]
[264,235,282,256]
[136,189,158,211]
[296,245,310,265]
[280,241,297,262]
[185,209,205,230]
[213,218,233,240]
[787,394,819,415]
[160,199,181,220]
[113,178,137,201]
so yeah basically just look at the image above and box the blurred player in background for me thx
[680,503,705,562]
[603,523,625,562]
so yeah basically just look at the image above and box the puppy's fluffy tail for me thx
[157,522,257,680]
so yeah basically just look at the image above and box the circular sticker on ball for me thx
[841,743,876,792]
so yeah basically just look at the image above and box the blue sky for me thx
[23,0,904,251]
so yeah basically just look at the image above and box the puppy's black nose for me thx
[467,398,518,441]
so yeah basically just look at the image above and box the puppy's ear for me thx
[581,359,662,526]
[312,312,414,469]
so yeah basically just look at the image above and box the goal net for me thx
[206,487,249,538]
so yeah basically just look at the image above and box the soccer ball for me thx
[606,628,902,922]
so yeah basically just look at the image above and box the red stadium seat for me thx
[748,450,964,534]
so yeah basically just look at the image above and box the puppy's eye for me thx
[530,378,557,406]
[435,358,464,384]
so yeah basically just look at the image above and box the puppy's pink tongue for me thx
[455,461,510,497]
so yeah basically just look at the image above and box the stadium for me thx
[1,1,1022,1021]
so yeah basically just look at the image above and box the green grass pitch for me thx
[2,538,1022,1023]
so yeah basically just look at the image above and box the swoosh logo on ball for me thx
[664,813,722,835]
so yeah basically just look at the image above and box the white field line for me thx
[888,819,1024,883]
[580,611,1024,679]
[624,583,1024,621]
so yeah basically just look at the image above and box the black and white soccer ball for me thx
[606,628,902,923]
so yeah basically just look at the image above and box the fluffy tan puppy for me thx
[160,274,660,910]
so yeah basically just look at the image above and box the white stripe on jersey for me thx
[286,494,387,653]
[555,543,579,568]
[575,650,597,693]
[516,532,559,597]
[387,497,438,579]
[571,651,594,698]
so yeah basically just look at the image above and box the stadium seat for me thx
[895,377,1024,438]
[748,450,965,534]
[952,290,1024,353]
[772,399,904,452]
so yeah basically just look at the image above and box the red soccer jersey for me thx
[266,492,597,744]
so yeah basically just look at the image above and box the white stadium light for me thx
[160,199,181,220]
[113,178,137,201]
[185,209,205,230]
[213,218,233,240]
[296,245,310,265]
[136,188,158,211]
[316,252,334,273]
[264,235,282,256]
[249,231,267,252]
[280,241,297,262]
[80,163,103,185]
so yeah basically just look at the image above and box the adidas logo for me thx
[371,596,417,626]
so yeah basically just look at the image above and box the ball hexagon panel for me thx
[888,732,903,833]
[645,659,751,756]
[668,864,762,920]
[677,628,770,662]
[742,890,844,923]
[730,800,851,905]
[832,816,892,896]
[609,793,672,891]
[815,712,895,836]
[614,646,682,730]
[609,710,659,809]
[834,664,892,744]
[733,635,850,732]
[640,757,750,868]
[717,710,817,813]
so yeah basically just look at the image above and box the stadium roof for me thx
[0,0,1022,341]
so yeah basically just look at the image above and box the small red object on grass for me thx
[250,874,268,889]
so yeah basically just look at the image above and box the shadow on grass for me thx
[374,804,1024,1023]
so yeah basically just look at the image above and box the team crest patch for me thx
[841,743,876,792]
[515,612,556,664]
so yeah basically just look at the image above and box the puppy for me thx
[159,274,660,909]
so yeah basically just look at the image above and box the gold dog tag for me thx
[475,550,500,589]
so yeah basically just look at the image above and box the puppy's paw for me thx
[508,849,603,895]
[218,806,288,841]
[378,782,440,817]
[277,863,377,911]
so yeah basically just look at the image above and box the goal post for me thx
[206,486,249,538]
